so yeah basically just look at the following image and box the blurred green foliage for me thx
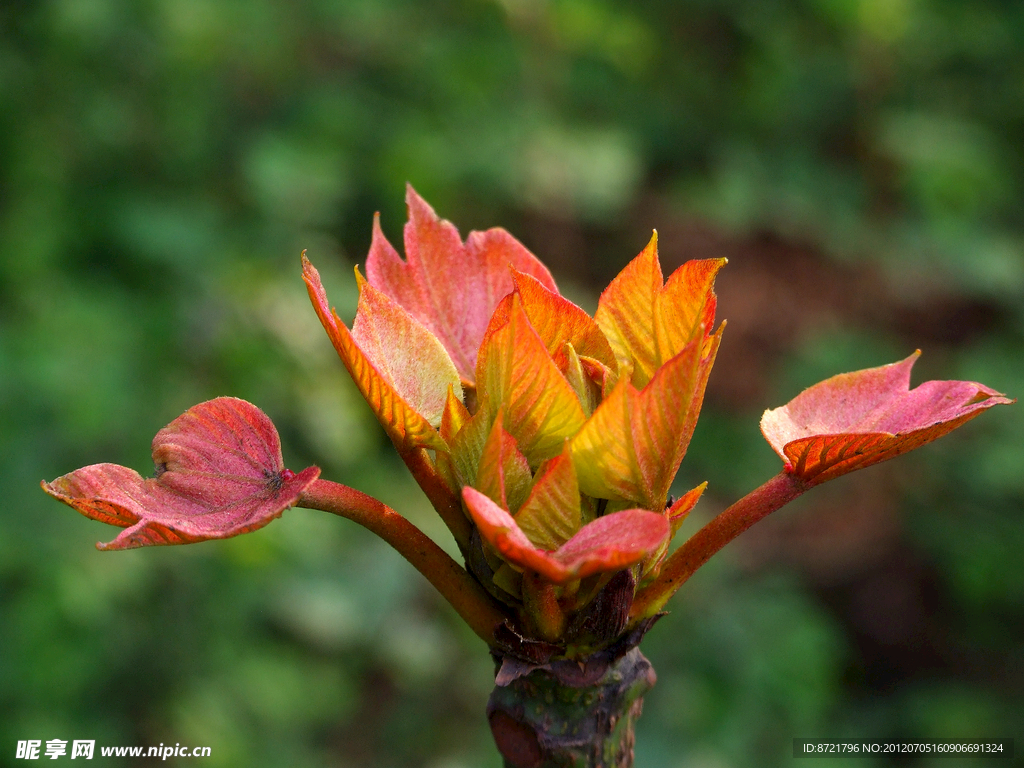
[2,1,1021,766]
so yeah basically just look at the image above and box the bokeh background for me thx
[2,1,1022,766]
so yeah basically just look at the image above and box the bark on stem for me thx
[298,478,507,644]
[630,472,809,621]
[488,647,656,768]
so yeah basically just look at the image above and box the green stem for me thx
[298,478,508,644]
[629,472,808,621]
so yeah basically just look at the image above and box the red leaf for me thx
[462,487,669,585]
[366,185,557,382]
[761,352,1014,485]
[42,398,320,550]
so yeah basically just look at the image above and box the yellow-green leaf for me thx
[571,339,705,509]
[514,445,581,551]
[475,410,532,513]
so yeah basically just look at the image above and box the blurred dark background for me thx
[2,1,1022,766]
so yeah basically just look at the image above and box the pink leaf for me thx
[366,185,557,382]
[554,509,671,580]
[462,487,669,585]
[761,352,1014,485]
[43,398,320,550]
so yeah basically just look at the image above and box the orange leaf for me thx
[655,257,726,366]
[594,233,662,386]
[476,294,587,465]
[365,185,557,383]
[679,323,724,465]
[440,385,470,444]
[486,269,617,372]
[303,253,451,453]
[42,398,319,550]
[667,481,707,536]
[595,231,725,388]
[761,352,1015,485]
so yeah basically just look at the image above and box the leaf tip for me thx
[405,182,436,222]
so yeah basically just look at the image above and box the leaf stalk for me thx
[629,472,809,621]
